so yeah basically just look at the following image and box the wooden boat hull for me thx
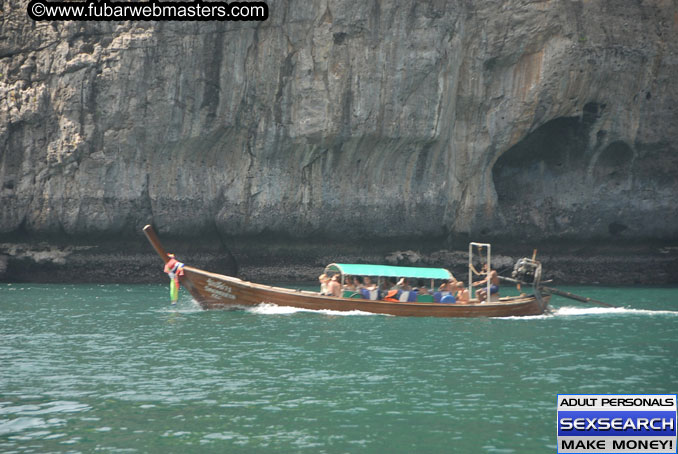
[178,266,550,317]
[143,224,549,317]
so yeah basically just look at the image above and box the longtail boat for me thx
[143,225,550,317]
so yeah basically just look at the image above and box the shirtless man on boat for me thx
[473,264,499,302]
[438,277,457,292]
[455,281,470,304]
[327,275,342,297]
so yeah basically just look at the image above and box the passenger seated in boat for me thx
[438,278,457,292]
[397,278,412,291]
[318,274,330,295]
[455,281,470,304]
[416,281,431,295]
[328,274,342,297]
[413,280,435,303]
[402,290,418,302]
[343,276,357,292]
[381,278,396,291]
[473,264,499,302]
[353,276,364,289]
[342,276,362,298]
[361,276,376,291]
[383,289,400,302]
[359,277,380,300]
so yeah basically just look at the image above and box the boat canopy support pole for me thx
[469,242,491,302]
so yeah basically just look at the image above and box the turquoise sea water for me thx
[1,284,677,453]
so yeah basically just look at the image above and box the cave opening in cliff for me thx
[490,97,678,241]
[490,112,597,238]
[492,115,590,205]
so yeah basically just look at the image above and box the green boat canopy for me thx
[324,263,453,281]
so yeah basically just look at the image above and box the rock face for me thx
[1,0,677,243]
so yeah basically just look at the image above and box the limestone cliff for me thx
[2,0,677,245]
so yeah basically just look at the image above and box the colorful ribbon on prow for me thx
[163,253,185,304]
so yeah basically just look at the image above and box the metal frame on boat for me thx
[143,225,550,317]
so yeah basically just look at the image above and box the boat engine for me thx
[512,258,541,285]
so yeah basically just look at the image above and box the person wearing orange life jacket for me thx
[383,289,400,302]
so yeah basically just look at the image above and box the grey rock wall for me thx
[1,0,677,242]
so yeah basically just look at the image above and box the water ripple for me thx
[1,284,677,453]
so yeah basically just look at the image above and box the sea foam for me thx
[247,303,382,317]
